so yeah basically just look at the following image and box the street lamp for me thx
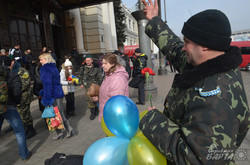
[132,0,157,91]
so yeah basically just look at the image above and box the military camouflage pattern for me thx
[0,66,8,114]
[16,67,34,126]
[79,65,103,109]
[79,65,103,89]
[139,16,250,165]
[85,91,98,109]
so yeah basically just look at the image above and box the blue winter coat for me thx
[40,63,64,106]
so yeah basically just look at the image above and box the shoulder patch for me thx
[22,73,29,79]
[195,86,221,97]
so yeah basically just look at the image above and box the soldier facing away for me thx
[139,0,250,164]
[11,60,36,139]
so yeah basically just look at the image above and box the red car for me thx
[231,41,250,71]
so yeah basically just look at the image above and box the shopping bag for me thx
[46,106,65,133]
[41,106,55,118]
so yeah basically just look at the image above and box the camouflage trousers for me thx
[17,104,33,127]
[85,90,98,109]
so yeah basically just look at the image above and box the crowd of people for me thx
[1,0,250,163]
[0,41,146,161]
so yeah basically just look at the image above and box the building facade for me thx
[122,4,139,46]
[232,29,250,41]
[68,2,118,57]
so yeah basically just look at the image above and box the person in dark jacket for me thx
[0,49,11,66]
[9,44,22,64]
[33,63,45,113]
[25,48,37,80]
[129,48,148,105]
[139,0,250,164]
[39,53,74,139]
[0,65,32,161]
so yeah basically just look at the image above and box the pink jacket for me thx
[98,66,129,121]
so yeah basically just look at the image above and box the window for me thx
[241,47,250,54]
[129,19,131,29]
[9,18,45,54]
[132,22,135,31]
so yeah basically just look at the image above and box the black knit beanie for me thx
[135,48,141,53]
[181,9,231,51]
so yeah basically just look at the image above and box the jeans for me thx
[0,105,30,159]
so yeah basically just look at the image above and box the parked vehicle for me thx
[231,41,250,71]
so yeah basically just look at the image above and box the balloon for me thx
[127,135,167,165]
[83,137,129,165]
[103,95,139,139]
[139,110,148,120]
[135,130,144,137]
[101,117,115,137]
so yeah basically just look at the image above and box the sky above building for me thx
[122,0,250,37]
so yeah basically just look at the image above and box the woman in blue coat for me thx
[39,53,74,139]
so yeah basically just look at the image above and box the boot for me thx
[66,127,75,138]
[89,108,96,120]
[52,130,63,140]
[94,106,99,116]
[26,125,37,139]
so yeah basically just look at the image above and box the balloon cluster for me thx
[83,95,167,165]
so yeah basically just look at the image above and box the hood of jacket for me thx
[175,46,242,88]
[107,65,129,80]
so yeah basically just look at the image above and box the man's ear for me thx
[202,46,209,51]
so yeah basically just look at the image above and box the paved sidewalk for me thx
[0,66,249,165]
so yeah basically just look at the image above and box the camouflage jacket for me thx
[139,16,250,165]
[17,67,33,105]
[79,65,103,89]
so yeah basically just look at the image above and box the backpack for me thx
[0,67,8,115]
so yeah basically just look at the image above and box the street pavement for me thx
[0,65,250,165]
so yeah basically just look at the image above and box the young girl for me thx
[60,59,76,118]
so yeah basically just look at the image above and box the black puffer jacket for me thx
[131,53,148,78]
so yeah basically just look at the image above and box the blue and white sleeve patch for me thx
[195,86,221,97]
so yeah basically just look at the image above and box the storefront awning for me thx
[55,0,114,10]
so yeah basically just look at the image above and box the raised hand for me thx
[142,0,159,20]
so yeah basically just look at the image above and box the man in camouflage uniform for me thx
[79,55,103,120]
[11,60,36,139]
[139,0,250,164]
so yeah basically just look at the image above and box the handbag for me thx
[87,83,100,97]
[62,86,68,95]
[51,118,61,128]
[41,106,56,118]
[46,106,65,133]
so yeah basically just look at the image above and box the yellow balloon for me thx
[139,110,148,120]
[101,117,115,137]
[127,135,167,165]
[135,130,144,137]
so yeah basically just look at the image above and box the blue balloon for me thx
[103,95,139,139]
[83,137,129,165]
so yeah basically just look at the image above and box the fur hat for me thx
[64,59,72,67]
[181,9,231,51]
